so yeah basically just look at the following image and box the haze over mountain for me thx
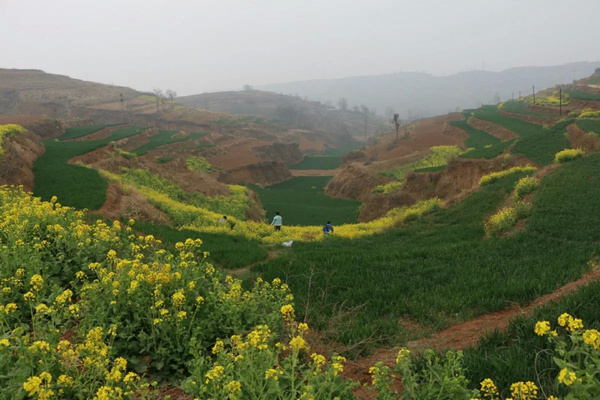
[260,61,600,119]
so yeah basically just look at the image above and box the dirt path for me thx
[224,249,284,277]
[344,266,600,399]
[291,169,339,176]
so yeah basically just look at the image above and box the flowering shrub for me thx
[554,148,584,164]
[101,169,249,219]
[514,176,539,198]
[479,165,537,186]
[485,207,518,238]
[524,90,570,106]
[0,123,26,159]
[184,314,357,399]
[186,156,213,172]
[78,247,291,376]
[0,325,154,399]
[0,186,296,393]
[579,108,600,119]
[534,314,600,399]
[378,146,462,192]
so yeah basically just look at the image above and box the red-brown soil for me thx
[566,123,600,153]
[95,183,171,225]
[0,131,45,190]
[218,161,292,186]
[468,117,518,140]
[207,137,270,170]
[364,114,464,162]
[292,169,339,176]
[498,110,559,126]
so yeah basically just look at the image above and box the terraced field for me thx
[251,176,361,225]
[472,106,571,164]
[33,126,148,209]
[131,130,208,155]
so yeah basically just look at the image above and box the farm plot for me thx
[473,106,571,164]
[289,143,363,170]
[289,155,341,170]
[33,127,147,209]
[576,118,600,133]
[131,130,208,155]
[565,89,600,101]
[251,176,361,226]
[254,154,600,352]
[58,124,116,140]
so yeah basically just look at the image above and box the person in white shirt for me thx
[271,211,282,231]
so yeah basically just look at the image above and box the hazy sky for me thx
[1,0,599,95]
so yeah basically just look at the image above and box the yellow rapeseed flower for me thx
[509,381,538,400]
[480,378,498,398]
[281,304,295,321]
[558,368,577,386]
[583,329,600,350]
[534,321,551,336]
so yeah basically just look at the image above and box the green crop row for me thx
[451,119,500,150]
[565,90,600,101]
[58,124,117,140]
[33,127,148,210]
[472,106,572,165]
[576,118,600,134]
[253,154,600,353]
[131,130,208,155]
[289,155,342,170]
[250,176,361,226]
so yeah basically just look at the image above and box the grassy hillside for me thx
[0,68,140,110]
[254,155,600,350]
[471,106,571,164]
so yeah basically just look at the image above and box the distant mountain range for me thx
[259,61,600,119]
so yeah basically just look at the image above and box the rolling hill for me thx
[260,61,600,119]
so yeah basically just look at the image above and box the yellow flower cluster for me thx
[582,329,600,350]
[558,368,577,386]
[554,148,584,164]
[479,165,537,186]
[484,207,518,238]
[0,124,26,159]
[509,381,538,400]
[479,378,498,398]
[100,169,442,244]
[557,312,584,332]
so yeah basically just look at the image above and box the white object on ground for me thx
[282,240,294,248]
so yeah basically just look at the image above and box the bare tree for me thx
[153,89,163,113]
[392,113,402,144]
[360,104,369,141]
[166,90,177,109]
[337,97,348,111]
